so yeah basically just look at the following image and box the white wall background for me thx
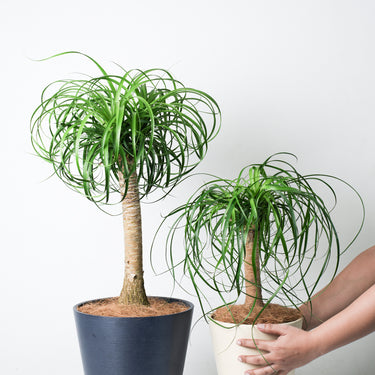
[1,0,374,374]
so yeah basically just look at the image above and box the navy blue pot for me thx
[74,297,194,375]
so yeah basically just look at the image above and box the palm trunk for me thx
[244,229,264,308]
[118,164,149,306]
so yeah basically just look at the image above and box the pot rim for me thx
[73,295,194,319]
[209,315,304,328]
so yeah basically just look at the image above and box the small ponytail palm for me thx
[164,153,364,322]
[31,52,220,306]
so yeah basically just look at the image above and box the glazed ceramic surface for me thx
[74,297,193,375]
[209,316,303,375]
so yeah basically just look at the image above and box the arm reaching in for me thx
[237,246,375,375]
[301,245,375,330]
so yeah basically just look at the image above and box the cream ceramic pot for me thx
[209,317,303,375]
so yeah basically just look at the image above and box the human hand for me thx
[237,324,321,375]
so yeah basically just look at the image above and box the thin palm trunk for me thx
[118,164,149,306]
[244,229,264,308]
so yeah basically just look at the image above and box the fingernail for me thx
[238,356,243,362]
[257,323,265,329]
[237,340,242,345]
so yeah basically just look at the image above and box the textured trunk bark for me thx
[244,229,264,308]
[118,163,149,306]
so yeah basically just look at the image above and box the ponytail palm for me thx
[164,153,364,322]
[31,52,220,305]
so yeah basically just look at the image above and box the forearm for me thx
[309,283,375,356]
[301,246,375,330]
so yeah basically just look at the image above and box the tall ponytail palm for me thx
[31,52,220,306]
[164,153,364,322]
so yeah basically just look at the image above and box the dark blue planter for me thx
[73,297,194,375]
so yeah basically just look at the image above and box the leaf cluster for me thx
[31,52,221,206]
[163,153,364,316]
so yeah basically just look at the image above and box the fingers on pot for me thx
[237,338,271,351]
[243,364,279,375]
[238,354,270,366]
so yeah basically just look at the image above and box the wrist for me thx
[300,302,318,331]
[308,327,329,358]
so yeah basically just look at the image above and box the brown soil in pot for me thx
[78,297,189,317]
[212,303,302,325]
